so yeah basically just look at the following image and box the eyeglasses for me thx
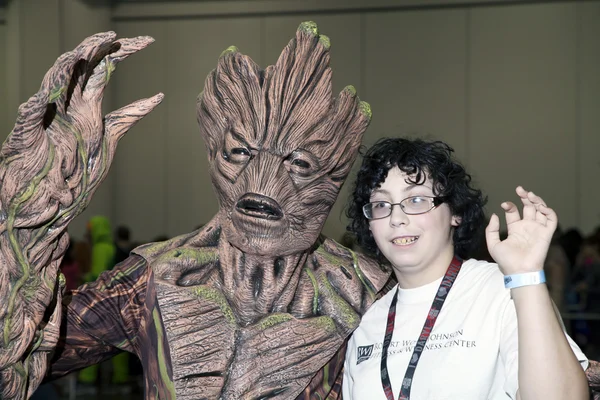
[362,196,445,220]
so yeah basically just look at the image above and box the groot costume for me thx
[0,22,390,399]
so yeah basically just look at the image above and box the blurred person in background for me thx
[78,216,131,394]
[544,227,569,313]
[561,228,584,272]
[60,239,82,293]
[340,231,358,251]
[570,236,600,359]
[115,225,134,265]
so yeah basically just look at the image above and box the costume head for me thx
[197,22,371,256]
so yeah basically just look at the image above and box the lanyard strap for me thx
[380,256,463,400]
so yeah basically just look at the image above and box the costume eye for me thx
[222,129,253,164]
[285,150,319,178]
[291,159,311,169]
[223,147,251,164]
[232,148,250,156]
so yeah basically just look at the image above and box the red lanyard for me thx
[380,256,463,400]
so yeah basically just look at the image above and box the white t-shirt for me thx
[343,259,588,400]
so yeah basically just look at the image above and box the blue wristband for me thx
[504,270,546,289]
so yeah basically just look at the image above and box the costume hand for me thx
[485,186,556,275]
[0,32,162,400]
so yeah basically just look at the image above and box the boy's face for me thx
[368,167,459,278]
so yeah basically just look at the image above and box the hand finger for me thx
[485,213,501,253]
[525,189,549,226]
[501,201,521,226]
[527,190,547,208]
[535,209,548,226]
[516,186,536,220]
[539,204,558,231]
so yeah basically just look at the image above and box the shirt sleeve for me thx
[46,255,150,379]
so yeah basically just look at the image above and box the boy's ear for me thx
[451,216,462,227]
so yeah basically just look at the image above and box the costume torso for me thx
[50,221,389,400]
[138,220,388,399]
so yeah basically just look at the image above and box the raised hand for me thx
[0,32,162,399]
[485,186,557,275]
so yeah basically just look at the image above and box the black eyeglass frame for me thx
[362,196,446,220]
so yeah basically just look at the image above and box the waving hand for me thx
[0,32,162,399]
[485,186,556,275]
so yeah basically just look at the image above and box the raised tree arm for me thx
[0,32,162,399]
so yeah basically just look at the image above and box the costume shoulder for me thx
[131,218,221,286]
[588,360,600,399]
[311,236,391,313]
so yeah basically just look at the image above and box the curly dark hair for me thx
[346,137,487,260]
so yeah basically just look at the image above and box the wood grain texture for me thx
[0,32,162,399]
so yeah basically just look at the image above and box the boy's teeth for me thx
[393,237,417,245]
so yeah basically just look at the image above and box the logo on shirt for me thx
[356,344,374,365]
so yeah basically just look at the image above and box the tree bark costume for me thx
[0,22,390,399]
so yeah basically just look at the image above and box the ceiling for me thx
[0,0,249,8]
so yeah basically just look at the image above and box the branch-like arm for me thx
[48,256,148,378]
[0,32,163,399]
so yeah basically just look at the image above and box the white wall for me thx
[2,0,599,244]
[0,0,112,240]
[578,2,600,235]
[0,15,7,142]
[469,3,578,229]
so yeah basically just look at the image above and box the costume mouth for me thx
[235,193,284,221]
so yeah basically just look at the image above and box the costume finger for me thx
[89,93,164,185]
[84,36,155,103]
[516,186,536,220]
[43,32,117,113]
[105,93,164,142]
[485,213,501,253]
[110,36,154,64]
[501,201,521,226]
